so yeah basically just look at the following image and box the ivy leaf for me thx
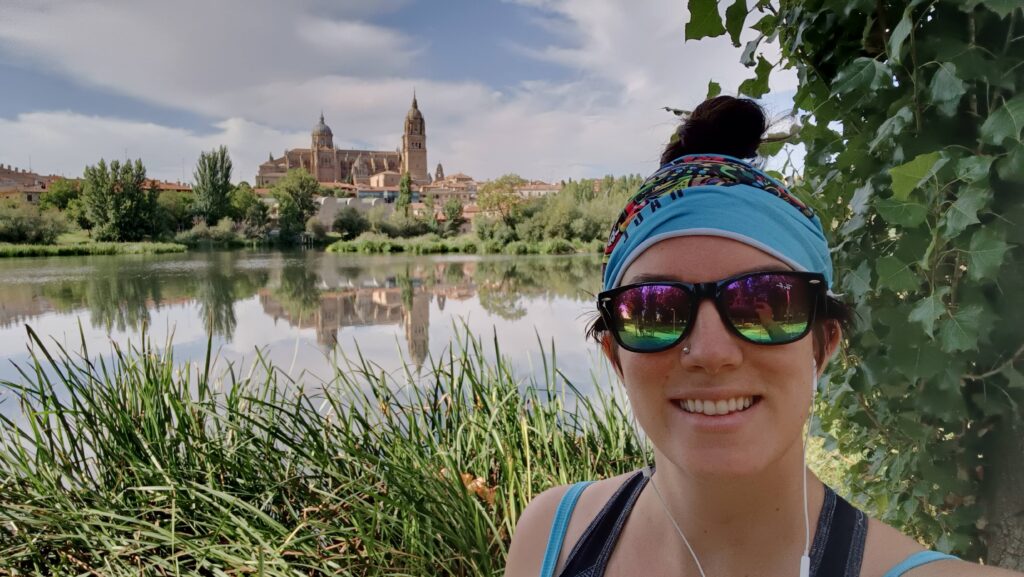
[832,57,890,98]
[980,94,1024,146]
[938,304,984,353]
[955,156,993,183]
[941,185,990,238]
[725,0,748,47]
[876,197,928,228]
[876,255,920,293]
[740,34,763,67]
[908,286,950,338]
[738,55,772,98]
[869,107,914,153]
[995,142,1024,185]
[928,63,966,117]
[685,0,727,40]
[965,227,1012,281]
[706,80,722,99]
[888,152,946,201]
[888,7,913,65]
[750,13,777,35]
[842,260,873,303]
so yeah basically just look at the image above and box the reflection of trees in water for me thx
[82,263,162,331]
[36,253,269,336]
[272,262,321,321]
[193,253,270,339]
[473,256,601,320]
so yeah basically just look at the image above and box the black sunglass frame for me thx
[597,270,827,353]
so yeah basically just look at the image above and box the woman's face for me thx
[613,235,826,478]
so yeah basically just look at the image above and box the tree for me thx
[442,198,464,237]
[157,190,195,233]
[40,178,80,211]
[192,146,233,225]
[332,206,369,240]
[82,158,158,241]
[477,174,525,227]
[397,172,412,216]
[691,0,1024,567]
[271,169,320,243]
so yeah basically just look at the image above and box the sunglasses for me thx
[597,271,825,353]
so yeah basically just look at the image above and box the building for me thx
[515,180,561,199]
[255,95,429,187]
[420,171,478,206]
[0,164,61,205]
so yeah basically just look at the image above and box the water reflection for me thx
[0,251,605,385]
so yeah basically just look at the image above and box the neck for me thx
[640,440,824,575]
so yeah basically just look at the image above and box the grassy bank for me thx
[0,329,642,575]
[326,232,605,255]
[0,241,187,258]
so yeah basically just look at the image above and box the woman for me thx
[503,96,1021,577]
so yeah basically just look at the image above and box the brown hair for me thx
[660,95,767,165]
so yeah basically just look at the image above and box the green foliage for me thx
[0,328,642,575]
[305,216,327,242]
[689,0,1024,563]
[81,158,159,242]
[477,174,526,227]
[0,241,185,258]
[192,146,233,225]
[442,197,465,237]
[39,178,80,211]
[397,171,412,216]
[271,169,320,243]
[332,206,370,240]
[0,201,69,244]
[156,190,195,234]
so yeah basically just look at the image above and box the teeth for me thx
[678,396,755,416]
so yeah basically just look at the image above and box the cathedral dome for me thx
[313,112,333,137]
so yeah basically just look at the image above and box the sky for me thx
[0,0,797,185]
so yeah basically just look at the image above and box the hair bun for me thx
[660,96,767,165]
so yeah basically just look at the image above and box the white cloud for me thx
[0,0,799,182]
[0,111,307,184]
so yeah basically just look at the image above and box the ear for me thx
[816,319,842,377]
[600,333,624,381]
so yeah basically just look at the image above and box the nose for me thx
[680,300,743,373]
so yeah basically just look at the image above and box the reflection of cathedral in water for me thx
[259,282,437,369]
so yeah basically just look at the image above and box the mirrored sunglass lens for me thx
[611,285,690,350]
[722,274,812,343]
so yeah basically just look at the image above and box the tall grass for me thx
[0,241,186,258]
[325,233,601,256]
[0,327,644,575]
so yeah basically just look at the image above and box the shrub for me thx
[0,202,69,244]
[306,216,327,242]
[332,206,370,240]
[504,241,532,255]
[539,238,575,255]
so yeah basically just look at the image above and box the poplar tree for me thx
[192,146,233,225]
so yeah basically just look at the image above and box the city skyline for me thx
[0,0,796,185]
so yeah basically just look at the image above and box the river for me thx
[0,250,617,413]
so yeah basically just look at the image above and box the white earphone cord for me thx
[636,358,818,577]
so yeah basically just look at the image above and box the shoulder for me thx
[861,517,1022,577]
[503,472,638,577]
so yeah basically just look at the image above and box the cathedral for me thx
[256,95,429,187]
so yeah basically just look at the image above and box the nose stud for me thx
[682,346,691,355]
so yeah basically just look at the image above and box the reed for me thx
[0,241,186,258]
[0,327,643,575]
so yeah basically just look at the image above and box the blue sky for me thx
[0,0,796,183]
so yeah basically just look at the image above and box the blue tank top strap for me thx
[882,550,958,577]
[539,481,594,577]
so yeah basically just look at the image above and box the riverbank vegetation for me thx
[0,241,186,258]
[0,329,642,575]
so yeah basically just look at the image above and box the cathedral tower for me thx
[401,93,428,183]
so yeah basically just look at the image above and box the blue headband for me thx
[601,154,833,291]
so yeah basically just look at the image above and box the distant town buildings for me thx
[0,163,58,205]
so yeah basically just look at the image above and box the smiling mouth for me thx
[678,396,761,416]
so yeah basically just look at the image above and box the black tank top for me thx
[557,470,868,577]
